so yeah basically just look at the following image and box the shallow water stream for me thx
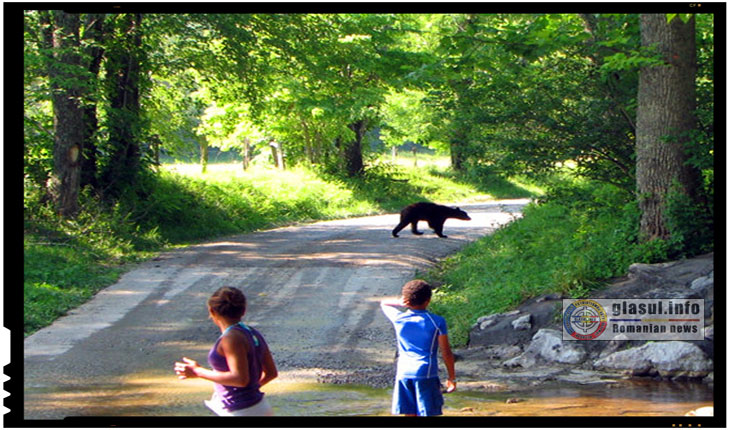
[24,369,713,419]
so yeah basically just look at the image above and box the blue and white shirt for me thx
[381,303,448,379]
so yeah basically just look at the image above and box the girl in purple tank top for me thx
[175,287,278,416]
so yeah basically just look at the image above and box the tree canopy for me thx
[21,8,716,254]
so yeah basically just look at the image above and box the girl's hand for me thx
[174,357,199,379]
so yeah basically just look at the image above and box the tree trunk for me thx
[301,120,314,164]
[450,131,466,172]
[636,14,701,240]
[270,141,285,169]
[46,11,83,217]
[200,136,209,174]
[242,137,251,171]
[344,120,366,176]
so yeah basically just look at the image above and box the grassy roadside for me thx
[23,157,541,336]
[425,177,683,347]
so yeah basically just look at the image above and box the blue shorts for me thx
[392,377,444,416]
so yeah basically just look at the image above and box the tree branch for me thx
[24,115,54,137]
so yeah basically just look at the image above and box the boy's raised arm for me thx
[380,296,406,307]
[380,296,406,321]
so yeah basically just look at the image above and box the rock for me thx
[462,253,714,386]
[484,344,522,360]
[707,301,714,325]
[593,341,713,379]
[469,296,562,347]
[476,310,520,324]
[503,354,533,368]
[643,286,702,300]
[511,314,532,331]
[627,261,681,287]
[603,253,714,299]
[474,310,520,330]
[504,329,586,368]
[690,272,713,295]
[703,306,714,327]
[478,317,498,331]
[555,369,621,385]
[537,293,563,303]
[597,336,629,359]
[690,272,715,325]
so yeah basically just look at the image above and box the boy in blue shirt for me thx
[380,280,456,416]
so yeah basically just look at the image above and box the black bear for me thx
[392,202,471,238]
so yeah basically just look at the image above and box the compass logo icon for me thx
[563,299,608,340]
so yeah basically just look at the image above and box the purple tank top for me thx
[208,323,267,411]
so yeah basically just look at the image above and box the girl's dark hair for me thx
[402,280,432,306]
[208,286,247,319]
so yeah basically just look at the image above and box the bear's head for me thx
[452,207,471,220]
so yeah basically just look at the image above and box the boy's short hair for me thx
[402,280,432,306]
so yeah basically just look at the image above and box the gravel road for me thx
[23,200,528,419]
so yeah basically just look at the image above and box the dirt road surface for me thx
[23,200,528,419]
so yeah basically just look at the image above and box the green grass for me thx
[23,159,543,336]
[142,165,374,242]
[24,237,126,335]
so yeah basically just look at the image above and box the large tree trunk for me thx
[344,120,366,176]
[636,14,701,240]
[45,11,83,217]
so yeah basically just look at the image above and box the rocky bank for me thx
[454,253,715,390]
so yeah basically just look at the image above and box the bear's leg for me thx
[429,220,447,238]
[392,220,409,237]
[410,221,423,235]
